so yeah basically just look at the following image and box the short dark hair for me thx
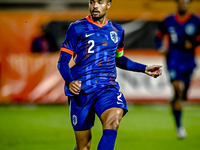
[108,0,112,2]
[175,0,191,2]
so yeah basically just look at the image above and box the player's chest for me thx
[166,21,197,37]
[78,27,120,48]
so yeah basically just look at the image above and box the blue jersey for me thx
[156,13,200,70]
[61,15,125,95]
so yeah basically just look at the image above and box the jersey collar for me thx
[174,12,191,24]
[86,15,108,27]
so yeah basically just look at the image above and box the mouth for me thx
[92,10,100,15]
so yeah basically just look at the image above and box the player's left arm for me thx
[115,55,162,78]
[115,27,162,78]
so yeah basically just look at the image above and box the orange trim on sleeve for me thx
[117,47,124,51]
[156,30,163,38]
[60,47,74,55]
[196,35,200,41]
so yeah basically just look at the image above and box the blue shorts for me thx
[168,67,194,86]
[167,58,195,84]
[168,65,195,100]
[69,86,128,131]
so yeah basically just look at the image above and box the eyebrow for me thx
[90,0,103,2]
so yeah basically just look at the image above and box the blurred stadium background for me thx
[0,0,200,150]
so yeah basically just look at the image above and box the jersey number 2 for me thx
[88,40,94,53]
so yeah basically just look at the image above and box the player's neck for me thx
[90,15,107,25]
[177,11,190,19]
[175,11,191,24]
[178,10,188,17]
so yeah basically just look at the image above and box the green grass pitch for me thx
[0,103,200,150]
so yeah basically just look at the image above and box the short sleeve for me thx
[115,28,124,58]
[60,23,78,55]
[157,20,169,38]
[195,17,200,44]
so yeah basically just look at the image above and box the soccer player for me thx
[58,0,162,149]
[155,0,200,138]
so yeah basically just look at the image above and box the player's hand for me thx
[145,65,162,78]
[69,80,82,95]
[158,46,168,56]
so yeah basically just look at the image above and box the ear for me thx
[107,2,111,10]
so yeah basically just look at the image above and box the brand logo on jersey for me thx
[185,23,196,36]
[110,31,118,43]
[86,33,95,37]
[169,26,178,44]
[117,93,123,104]
[72,115,77,126]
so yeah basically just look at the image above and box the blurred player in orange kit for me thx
[155,0,200,138]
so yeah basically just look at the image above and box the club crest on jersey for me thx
[110,31,118,43]
[72,115,77,126]
[185,23,196,36]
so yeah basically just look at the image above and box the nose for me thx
[93,2,98,8]
[180,0,189,9]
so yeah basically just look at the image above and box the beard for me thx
[90,9,106,21]
[92,14,106,22]
[178,9,187,16]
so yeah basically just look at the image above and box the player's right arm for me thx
[57,23,81,95]
[155,19,169,56]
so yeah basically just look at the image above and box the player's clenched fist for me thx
[69,80,82,95]
[145,65,162,78]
